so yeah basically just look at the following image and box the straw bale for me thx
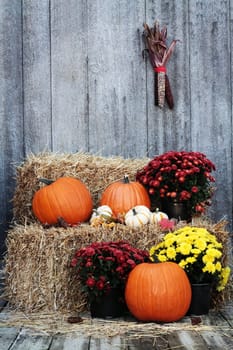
[4,218,232,313]
[4,222,164,313]
[12,152,149,224]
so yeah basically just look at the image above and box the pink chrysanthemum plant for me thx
[149,226,231,292]
[136,151,216,215]
[71,240,149,302]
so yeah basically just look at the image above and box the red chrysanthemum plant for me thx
[136,151,216,215]
[71,240,149,302]
[143,21,179,109]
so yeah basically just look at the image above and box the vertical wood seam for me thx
[21,0,25,158]
[229,0,233,218]
[144,0,149,156]
[86,0,90,153]
[84,0,90,152]
[188,0,192,150]
[86,55,90,153]
[49,0,53,152]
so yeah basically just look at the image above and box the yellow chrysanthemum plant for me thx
[149,226,231,293]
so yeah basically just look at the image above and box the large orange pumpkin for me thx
[32,177,93,225]
[125,262,191,322]
[100,175,150,216]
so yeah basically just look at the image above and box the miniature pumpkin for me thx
[125,205,151,228]
[100,175,150,216]
[150,208,168,224]
[94,205,113,217]
[125,262,191,322]
[32,177,93,225]
[90,205,114,226]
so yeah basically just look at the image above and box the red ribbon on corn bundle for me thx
[154,66,166,73]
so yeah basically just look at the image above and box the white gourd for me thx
[125,205,151,228]
[150,208,168,224]
[95,205,113,217]
[90,205,113,224]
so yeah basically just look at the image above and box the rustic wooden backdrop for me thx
[0,0,232,254]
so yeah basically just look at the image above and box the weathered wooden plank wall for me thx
[0,0,24,255]
[0,0,232,254]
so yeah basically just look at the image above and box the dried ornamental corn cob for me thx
[143,21,178,109]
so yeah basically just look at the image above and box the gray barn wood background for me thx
[0,0,232,254]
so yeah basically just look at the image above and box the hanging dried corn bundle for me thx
[143,21,179,109]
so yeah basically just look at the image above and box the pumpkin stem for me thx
[132,208,137,215]
[123,175,130,183]
[39,178,54,185]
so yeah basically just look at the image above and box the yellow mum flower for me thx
[215,261,222,272]
[191,248,201,255]
[164,237,176,247]
[166,247,176,259]
[178,259,187,269]
[186,234,197,244]
[215,242,223,249]
[164,232,175,240]
[202,262,216,274]
[186,257,196,264]
[221,266,231,282]
[176,234,188,244]
[149,245,158,256]
[157,254,167,262]
[202,254,215,264]
[194,238,207,251]
[149,246,155,256]
[206,248,222,259]
[179,242,192,255]
[217,285,225,292]
[149,243,164,259]
[217,266,231,291]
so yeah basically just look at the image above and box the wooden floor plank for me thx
[199,330,233,350]
[49,333,90,350]
[167,330,208,350]
[220,303,233,326]
[196,304,233,348]
[89,335,127,350]
[10,328,52,350]
[0,327,20,349]
[127,336,169,350]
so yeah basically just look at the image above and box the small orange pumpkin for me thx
[100,175,150,216]
[32,177,93,225]
[125,262,191,322]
